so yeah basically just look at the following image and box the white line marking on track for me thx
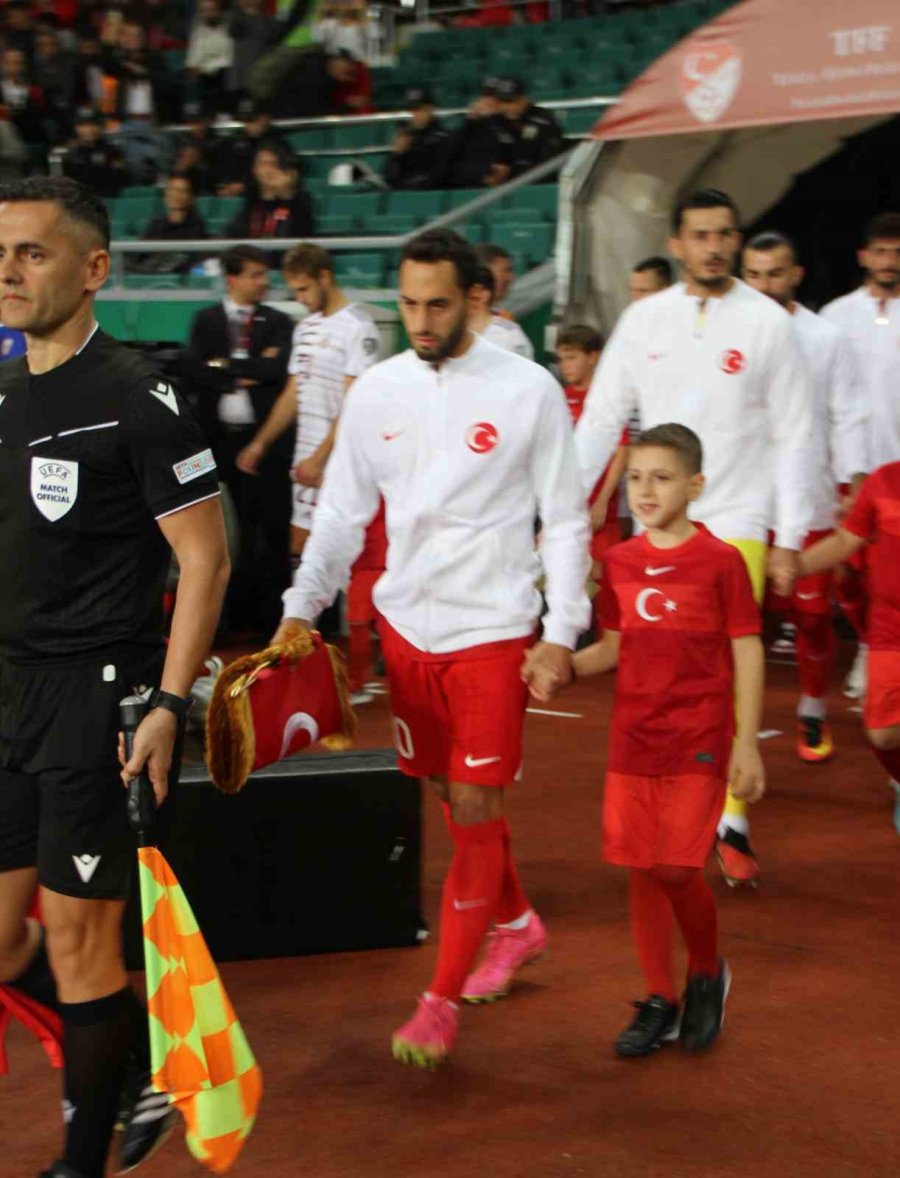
[526,708,584,719]
[757,729,783,740]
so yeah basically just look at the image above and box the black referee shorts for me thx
[0,652,168,900]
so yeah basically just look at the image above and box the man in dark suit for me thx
[183,244,294,634]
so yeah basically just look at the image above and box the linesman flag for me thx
[121,698,262,1173]
[205,630,356,795]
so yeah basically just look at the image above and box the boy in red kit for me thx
[531,423,765,1056]
[346,502,387,704]
[556,325,629,629]
[780,462,900,832]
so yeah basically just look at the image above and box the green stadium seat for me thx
[491,222,554,268]
[453,221,486,244]
[119,185,162,201]
[112,195,162,228]
[504,185,558,220]
[326,192,383,225]
[216,196,243,221]
[110,219,139,241]
[185,274,221,291]
[375,213,419,235]
[333,253,385,287]
[330,123,389,151]
[564,107,605,136]
[195,195,218,219]
[446,188,491,212]
[384,191,445,220]
[287,129,332,151]
[313,213,356,236]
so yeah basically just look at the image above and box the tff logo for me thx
[465,422,499,454]
[719,348,746,375]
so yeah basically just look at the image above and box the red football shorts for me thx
[767,529,834,616]
[865,649,900,730]
[378,619,531,786]
[603,772,726,869]
[590,519,622,565]
[347,568,381,625]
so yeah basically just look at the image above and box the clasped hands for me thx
[520,641,573,703]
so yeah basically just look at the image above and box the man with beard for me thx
[574,189,815,889]
[275,228,590,1066]
[742,231,868,765]
[820,213,900,703]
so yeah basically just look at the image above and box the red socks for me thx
[794,611,835,701]
[629,870,676,1002]
[630,866,719,998]
[429,816,506,1002]
[834,571,867,641]
[495,818,531,924]
[347,623,373,692]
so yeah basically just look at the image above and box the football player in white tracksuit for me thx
[574,189,816,888]
[278,229,590,1068]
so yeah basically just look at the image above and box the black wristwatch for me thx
[149,688,192,720]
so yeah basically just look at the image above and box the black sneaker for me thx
[680,959,731,1053]
[116,1072,178,1174]
[614,995,681,1058]
[38,1164,89,1178]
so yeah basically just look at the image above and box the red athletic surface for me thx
[5,650,900,1177]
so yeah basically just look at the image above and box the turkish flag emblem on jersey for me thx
[719,348,746,375]
[680,42,742,125]
[466,422,499,453]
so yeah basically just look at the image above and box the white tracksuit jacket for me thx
[282,334,591,653]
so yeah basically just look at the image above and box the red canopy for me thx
[594,0,900,140]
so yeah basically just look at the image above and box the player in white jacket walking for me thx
[277,229,591,1067]
[574,189,816,888]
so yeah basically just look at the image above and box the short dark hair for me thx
[254,138,295,171]
[476,242,512,266]
[633,255,672,284]
[401,228,478,291]
[863,211,900,246]
[0,174,109,248]
[632,422,703,475]
[222,244,268,276]
[556,323,603,353]
[672,188,740,234]
[745,230,796,261]
[471,265,495,298]
[283,242,332,279]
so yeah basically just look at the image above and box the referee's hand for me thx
[118,709,179,807]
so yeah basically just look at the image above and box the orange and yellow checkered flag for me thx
[138,846,262,1173]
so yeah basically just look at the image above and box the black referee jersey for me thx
[0,326,220,665]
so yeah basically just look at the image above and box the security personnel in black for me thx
[441,77,516,189]
[495,76,567,177]
[384,87,452,191]
[61,107,128,199]
[0,176,229,1178]
[182,243,294,635]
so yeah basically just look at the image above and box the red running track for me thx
[4,651,900,1177]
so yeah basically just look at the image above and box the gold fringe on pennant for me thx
[205,631,352,795]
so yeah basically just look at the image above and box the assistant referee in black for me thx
[0,177,230,1178]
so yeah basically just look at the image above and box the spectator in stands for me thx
[442,78,515,189]
[477,242,515,303]
[32,25,78,142]
[216,97,290,197]
[469,265,534,357]
[0,105,28,178]
[0,47,47,151]
[183,244,295,634]
[628,254,673,301]
[2,2,36,59]
[175,99,221,193]
[495,76,565,177]
[186,0,235,114]
[73,35,108,112]
[134,172,210,274]
[61,104,127,196]
[138,0,184,52]
[315,1,375,61]
[228,0,278,108]
[107,20,168,126]
[384,87,451,191]
[226,141,315,254]
[327,48,373,115]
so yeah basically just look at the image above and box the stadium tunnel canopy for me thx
[557,0,900,333]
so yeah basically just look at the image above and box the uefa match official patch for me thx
[173,448,216,484]
[31,457,79,521]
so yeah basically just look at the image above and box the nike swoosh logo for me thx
[464,754,502,768]
[279,711,320,759]
[645,566,675,576]
[453,898,488,911]
[382,431,403,441]
[796,591,820,600]
[149,382,179,416]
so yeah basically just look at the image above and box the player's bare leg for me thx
[868,726,900,834]
[0,866,41,984]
